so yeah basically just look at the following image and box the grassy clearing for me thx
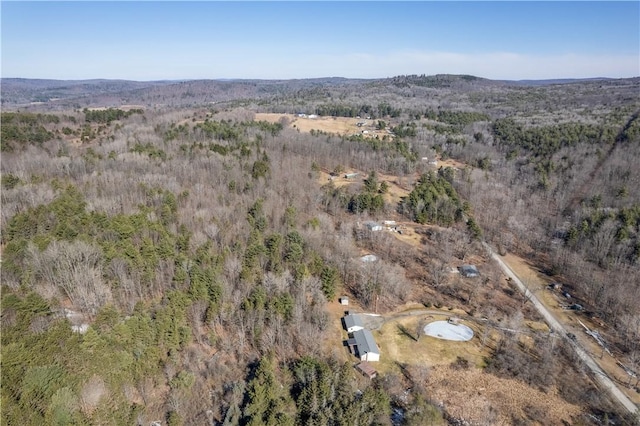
[255,112,394,138]
[374,314,490,375]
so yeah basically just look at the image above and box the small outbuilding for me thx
[343,313,364,333]
[365,221,383,232]
[459,264,480,278]
[355,361,378,379]
[339,296,349,306]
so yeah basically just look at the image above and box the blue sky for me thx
[2,1,639,80]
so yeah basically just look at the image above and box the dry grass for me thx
[323,298,364,362]
[372,311,585,424]
[374,314,489,373]
[427,365,583,425]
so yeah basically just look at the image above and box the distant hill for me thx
[0,77,370,109]
[506,77,616,86]
[2,75,637,109]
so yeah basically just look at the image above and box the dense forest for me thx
[1,76,639,425]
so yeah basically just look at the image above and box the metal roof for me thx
[459,264,480,276]
[344,314,364,330]
[353,329,379,355]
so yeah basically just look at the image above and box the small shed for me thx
[344,172,359,179]
[339,296,349,306]
[355,362,378,379]
[459,264,480,278]
[343,313,364,333]
[365,221,383,232]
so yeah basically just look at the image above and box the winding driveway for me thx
[484,243,638,416]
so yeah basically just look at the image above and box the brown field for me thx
[255,113,392,138]
[323,298,359,362]
[428,365,583,425]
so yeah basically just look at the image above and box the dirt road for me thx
[484,243,639,416]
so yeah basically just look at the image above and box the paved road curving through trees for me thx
[484,243,639,416]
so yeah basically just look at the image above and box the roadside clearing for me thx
[484,243,639,416]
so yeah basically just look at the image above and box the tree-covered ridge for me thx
[347,171,387,215]
[314,103,401,119]
[3,185,189,313]
[1,289,395,426]
[564,202,640,267]
[0,288,195,425]
[400,168,468,227]
[1,112,58,151]
[491,118,616,159]
[423,109,490,127]
[195,119,283,140]
[0,182,351,424]
[389,74,483,88]
[83,107,143,124]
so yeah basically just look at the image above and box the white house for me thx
[351,329,380,362]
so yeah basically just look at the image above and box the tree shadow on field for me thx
[397,324,418,342]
